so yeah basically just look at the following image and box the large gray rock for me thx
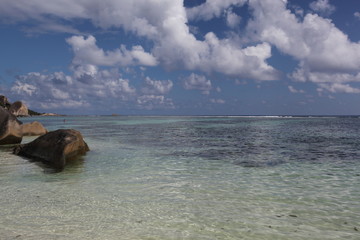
[21,121,48,136]
[0,107,23,145]
[14,129,89,170]
[9,101,29,117]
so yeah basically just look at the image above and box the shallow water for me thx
[1,116,360,239]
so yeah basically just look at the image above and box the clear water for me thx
[1,116,360,239]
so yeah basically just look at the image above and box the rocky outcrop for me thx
[13,129,89,170]
[0,95,45,116]
[1,95,90,171]
[0,107,23,145]
[21,121,48,136]
[0,95,11,109]
[9,101,29,117]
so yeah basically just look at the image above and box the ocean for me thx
[1,116,359,239]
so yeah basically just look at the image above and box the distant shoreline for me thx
[19,114,360,118]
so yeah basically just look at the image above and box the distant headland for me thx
[0,95,62,117]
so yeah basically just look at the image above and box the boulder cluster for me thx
[0,96,89,171]
[1,95,30,117]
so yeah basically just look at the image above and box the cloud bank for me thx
[1,0,360,112]
[247,0,360,94]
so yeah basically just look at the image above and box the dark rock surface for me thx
[0,107,23,145]
[14,129,89,170]
[9,101,29,117]
[0,95,11,109]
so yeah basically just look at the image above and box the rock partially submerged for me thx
[21,121,48,136]
[9,101,29,117]
[0,94,90,170]
[14,129,89,170]
[0,107,23,145]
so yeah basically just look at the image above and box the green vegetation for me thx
[28,109,43,116]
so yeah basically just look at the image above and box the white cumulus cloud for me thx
[248,0,360,93]
[248,0,360,71]
[137,95,174,110]
[2,0,360,110]
[318,83,360,94]
[66,35,158,67]
[187,0,247,21]
[142,77,173,95]
[183,73,212,95]
[8,69,139,110]
[0,0,279,81]
[226,8,241,28]
[288,86,305,94]
[309,0,336,16]
[11,82,37,96]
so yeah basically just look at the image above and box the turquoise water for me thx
[1,116,360,239]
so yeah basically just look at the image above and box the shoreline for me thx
[20,114,360,118]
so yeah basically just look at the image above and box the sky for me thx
[1,0,360,115]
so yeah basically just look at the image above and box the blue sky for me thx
[1,0,360,115]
